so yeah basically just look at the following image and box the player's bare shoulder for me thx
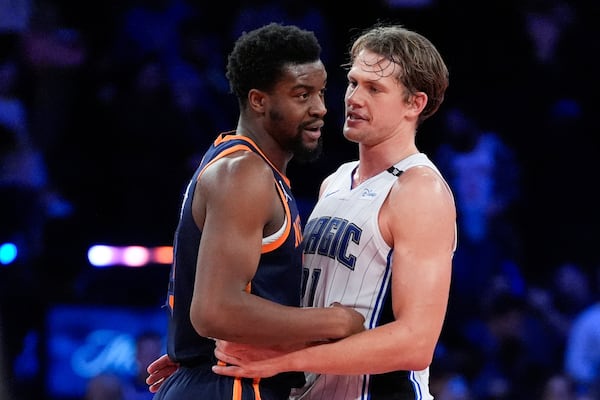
[380,165,456,247]
[394,166,453,205]
[193,149,276,223]
[200,150,274,195]
[384,165,455,226]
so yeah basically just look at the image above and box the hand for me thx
[212,346,280,379]
[146,354,179,393]
[212,340,298,378]
[329,302,366,337]
[214,340,290,362]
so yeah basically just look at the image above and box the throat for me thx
[352,169,366,188]
[352,164,403,188]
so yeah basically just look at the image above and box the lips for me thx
[305,120,324,130]
[303,121,324,140]
[303,126,322,140]
[347,111,366,121]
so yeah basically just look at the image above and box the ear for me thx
[248,89,267,113]
[409,91,428,117]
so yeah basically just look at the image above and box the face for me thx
[264,60,327,162]
[343,49,409,145]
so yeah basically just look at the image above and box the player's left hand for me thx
[146,354,180,393]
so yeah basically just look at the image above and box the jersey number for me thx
[301,267,321,307]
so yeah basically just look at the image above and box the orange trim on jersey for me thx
[293,214,303,248]
[233,377,242,400]
[253,378,262,400]
[196,144,254,180]
[216,134,291,187]
[261,181,292,254]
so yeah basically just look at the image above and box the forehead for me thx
[277,60,327,88]
[349,49,399,82]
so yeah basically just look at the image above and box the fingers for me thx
[146,353,172,374]
[212,364,242,377]
[214,348,239,365]
[146,365,178,392]
[148,377,165,393]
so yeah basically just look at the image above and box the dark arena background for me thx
[1,0,599,399]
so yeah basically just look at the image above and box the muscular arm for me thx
[213,165,456,376]
[189,151,364,347]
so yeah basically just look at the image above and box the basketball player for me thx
[151,23,365,400]
[148,23,456,400]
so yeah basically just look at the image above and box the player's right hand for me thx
[330,302,366,336]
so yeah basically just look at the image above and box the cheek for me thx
[268,107,284,122]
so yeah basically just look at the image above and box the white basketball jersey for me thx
[295,153,449,400]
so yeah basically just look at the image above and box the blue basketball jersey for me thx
[161,132,305,399]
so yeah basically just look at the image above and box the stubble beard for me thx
[270,109,323,164]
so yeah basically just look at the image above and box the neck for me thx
[236,122,291,173]
[356,143,418,182]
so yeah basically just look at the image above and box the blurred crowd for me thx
[1,0,600,399]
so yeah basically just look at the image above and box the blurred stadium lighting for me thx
[88,245,173,267]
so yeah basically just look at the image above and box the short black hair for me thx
[226,22,322,107]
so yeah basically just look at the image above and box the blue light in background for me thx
[0,242,17,265]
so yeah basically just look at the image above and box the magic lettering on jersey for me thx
[303,216,361,270]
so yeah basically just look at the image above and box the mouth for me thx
[303,121,324,140]
[346,111,366,121]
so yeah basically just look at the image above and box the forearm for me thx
[276,321,437,375]
[196,295,360,347]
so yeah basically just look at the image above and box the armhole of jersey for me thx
[263,215,287,245]
[261,181,292,254]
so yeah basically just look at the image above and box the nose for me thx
[310,96,327,118]
[345,84,361,107]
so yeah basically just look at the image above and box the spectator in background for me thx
[0,0,31,35]
[169,14,237,163]
[110,0,195,84]
[452,280,569,399]
[430,365,472,400]
[539,373,578,400]
[564,266,600,399]
[0,50,72,255]
[527,261,596,367]
[90,54,194,244]
[85,372,125,400]
[228,0,333,63]
[434,104,522,324]
[20,0,86,172]
[122,331,164,400]
[0,313,15,400]
[551,262,594,318]
[459,290,534,399]
[515,0,599,269]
